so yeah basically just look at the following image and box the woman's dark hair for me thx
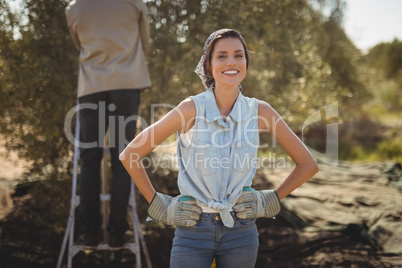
[203,29,249,89]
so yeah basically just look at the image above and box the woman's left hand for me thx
[233,187,281,219]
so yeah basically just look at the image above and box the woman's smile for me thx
[222,69,240,76]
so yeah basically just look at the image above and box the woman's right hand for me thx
[147,193,202,227]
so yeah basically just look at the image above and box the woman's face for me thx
[210,37,247,90]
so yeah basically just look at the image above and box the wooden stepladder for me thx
[57,111,151,268]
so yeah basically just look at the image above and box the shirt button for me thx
[215,215,220,221]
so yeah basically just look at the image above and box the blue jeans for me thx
[170,212,259,268]
[78,89,140,233]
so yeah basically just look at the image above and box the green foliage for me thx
[0,0,77,176]
[379,81,402,110]
[367,39,402,80]
[144,0,366,120]
[377,138,402,161]
[315,18,368,107]
[363,39,402,111]
[0,0,374,174]
[339,138,402,163]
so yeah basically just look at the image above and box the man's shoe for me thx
[109,230,130,251]
[77,230,98,250]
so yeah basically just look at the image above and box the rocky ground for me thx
[0,145,28,220]
[0,154,401,267]
[253,161,402,267]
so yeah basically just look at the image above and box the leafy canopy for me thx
[0,0,367,175]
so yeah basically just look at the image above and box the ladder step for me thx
[74,194,135,207]
[73,194,111,206]
[100,194,110,201]
[71,242,140,252]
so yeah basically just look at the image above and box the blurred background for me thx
[0,0,401,267]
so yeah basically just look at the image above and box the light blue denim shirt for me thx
[177,89,259,227]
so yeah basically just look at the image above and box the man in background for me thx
[65,0,151,250]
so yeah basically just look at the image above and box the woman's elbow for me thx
[119,151,126,162]
[119,150,129,168]
[313,163,319,174]
[311,159,319,175]
[119,148,142,169]
[119,147,133,164]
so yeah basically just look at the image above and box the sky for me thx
[343,0,402,51]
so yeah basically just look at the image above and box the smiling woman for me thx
[199,29,250,91]
[119,28,319,267]
[210,38,247,93]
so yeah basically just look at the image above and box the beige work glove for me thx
[147,193,202,227]
[233,187,281,219]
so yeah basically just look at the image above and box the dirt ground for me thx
[1,140,402,267]
[0,143,29,220]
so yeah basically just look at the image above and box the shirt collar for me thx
[205,89,243,124]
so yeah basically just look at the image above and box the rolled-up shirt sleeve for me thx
[65,7,81,50]
[138,1,150,54]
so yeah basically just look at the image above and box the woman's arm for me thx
[258,100,319,200]
[119,98,196,203]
